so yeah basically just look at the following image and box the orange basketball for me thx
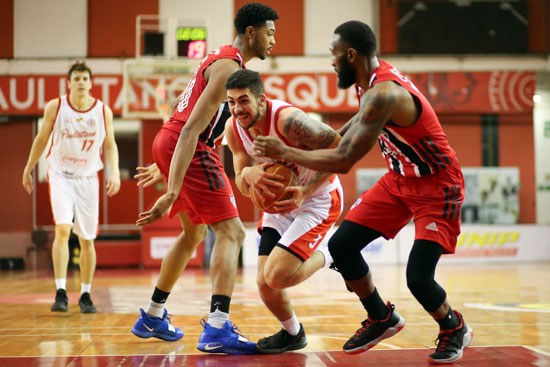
[251,163,298,214]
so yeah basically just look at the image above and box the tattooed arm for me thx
[277,108,340,150]
[254,82,397,173]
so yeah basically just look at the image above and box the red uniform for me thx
[153,45,245,224]
[346,60,464,253]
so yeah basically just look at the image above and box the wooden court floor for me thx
[0,261,549,366]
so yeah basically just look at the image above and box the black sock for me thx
[360,288,389,320]
[210,295,231,313]
[151,287,170,304]
[437,307,460,330]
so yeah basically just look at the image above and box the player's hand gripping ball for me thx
[251,163,298,214]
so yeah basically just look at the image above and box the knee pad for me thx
[406,239,447,312]
[328,221,382,281]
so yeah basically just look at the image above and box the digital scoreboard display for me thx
[177,27,207,59]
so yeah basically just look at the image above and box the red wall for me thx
[88,0,158,57]
[0,121,33,231]
[0,0,13,58]
[234,0,304,56]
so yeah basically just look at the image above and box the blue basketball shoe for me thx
[197,319,258,355]
[131,308,184,341]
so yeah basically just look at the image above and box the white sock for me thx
[146,300,165,319]
[55,279,66,290]
[208,308,229,329]
[280,313,301,336]
[80,283,91,295]
[316,244,333,268]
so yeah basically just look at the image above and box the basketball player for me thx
[22,61,120,313]
[253,21,473,364]
[224,69,343,353]
[130,3,279,355]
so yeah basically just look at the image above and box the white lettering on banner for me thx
[264,75,286,100]
[0,88,8,110]
[59,78,66,96]
[347,87,360,107]
[457,232,520,247]
[37,78,46,109]
[140,80,158,109]
[94,77,117,106]
[287,76,319,109]
[10,78,34,109]
[115,82,137,111]
[319,75,345,107]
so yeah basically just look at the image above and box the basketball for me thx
[251,163,298,214]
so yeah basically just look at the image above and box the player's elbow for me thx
[331,158,355,174]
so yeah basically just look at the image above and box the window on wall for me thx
[397,0,528,54]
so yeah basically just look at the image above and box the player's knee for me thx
[79,239,94,250]
[264,266,289,289]
[256,272,271,293]
[54,225,71,241]
[406,271,428,297]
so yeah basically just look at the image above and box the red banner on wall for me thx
[0,70,535,116]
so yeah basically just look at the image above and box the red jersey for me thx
[163,45,245,148]
[359,60,457,178]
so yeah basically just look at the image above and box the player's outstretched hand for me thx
[253,136,287,160]
[136,193,173,227]
[135,163,164,187]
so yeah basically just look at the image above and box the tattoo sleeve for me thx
[283,111,337,149]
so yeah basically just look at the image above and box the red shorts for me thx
[345,162,464,253]
[152,127,239,225]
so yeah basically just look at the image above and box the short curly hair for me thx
[234,3,279,35]
[334,21,377,56]
[226,69,264,96]
[68,61,92,80]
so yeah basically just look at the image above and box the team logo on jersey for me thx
[87,119,96,128]
[76,117,84,122]
[64,117,72,124]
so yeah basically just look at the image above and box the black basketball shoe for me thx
[51,289,68,312]
[343,302,405,354]
[78,292,97,313]
[428,311,473,364]
[257,324,308,354]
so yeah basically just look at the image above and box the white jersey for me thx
[232,99,340,196]
[47,95,106,177]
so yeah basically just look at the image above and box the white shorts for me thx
[259,182,344,261]
[48,168,99,240]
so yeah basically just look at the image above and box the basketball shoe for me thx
[197,319,258,355]
[428,311,473,364]
[131,308,184,341]
[257,324,307,354]
[343,302,405,354]
[78,292,97,313]
[51,289,68,312]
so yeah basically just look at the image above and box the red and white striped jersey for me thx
[163,45,245,148]
[359,59,457,177]
[46,95,106,177]
[233,99,340,195]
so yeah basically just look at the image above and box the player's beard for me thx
[337,58,356,89]
[240,108,262,130]
[252,38,267,60]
